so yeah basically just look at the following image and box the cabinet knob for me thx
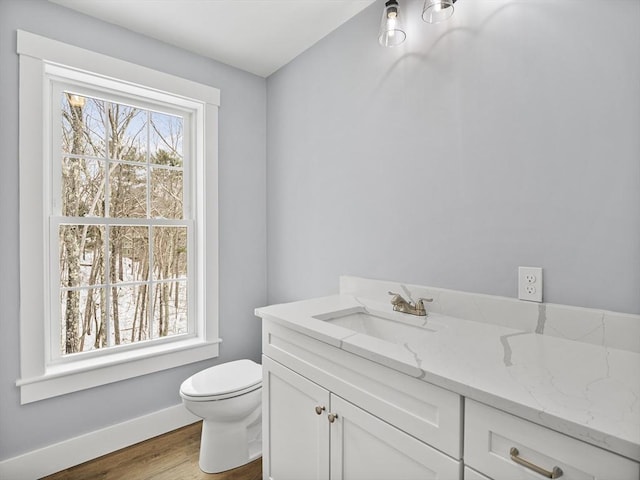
[328,413,338,423]
[315,405,325,415]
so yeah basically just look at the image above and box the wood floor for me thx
[42,422,262,480]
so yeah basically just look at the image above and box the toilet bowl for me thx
[179,359,262,473]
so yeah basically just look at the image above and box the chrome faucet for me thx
[388,291,433,316]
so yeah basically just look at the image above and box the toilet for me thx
[179,359,262,473]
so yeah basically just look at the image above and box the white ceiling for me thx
[49,0,376,77]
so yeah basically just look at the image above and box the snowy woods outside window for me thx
[58,92,189,356]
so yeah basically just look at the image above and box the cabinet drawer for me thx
[464,400,639,480]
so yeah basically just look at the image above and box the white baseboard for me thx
[0,404,199,479]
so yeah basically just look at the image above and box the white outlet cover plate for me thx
[518,266,543,302]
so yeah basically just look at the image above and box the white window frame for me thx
[48,75,196,363]
[17,30,221,404]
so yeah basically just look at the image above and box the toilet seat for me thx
[181,383,262,402]
[180,359,262,401]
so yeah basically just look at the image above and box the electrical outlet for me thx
[518,266,543,302]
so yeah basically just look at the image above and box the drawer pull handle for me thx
[510,447,563,479]
[328,413,338,423]
[314,405,325,415]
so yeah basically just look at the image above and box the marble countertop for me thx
[256,295,640,462]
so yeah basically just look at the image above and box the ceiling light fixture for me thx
[379,0,459,47]
[422,0,457,24]
[378,0,406,47]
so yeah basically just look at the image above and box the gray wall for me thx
[0,0,266,460]
[266,0,640,314]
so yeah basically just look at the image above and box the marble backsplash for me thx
[340,276,640,354]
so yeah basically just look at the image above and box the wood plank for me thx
[41,422,262,480]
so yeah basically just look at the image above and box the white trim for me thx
[0,404,200,479]
[19,53,48,385]
[18,340,221,404]
[17,30,220,106]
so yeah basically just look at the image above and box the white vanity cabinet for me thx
[263,357,459,480]
[261,319,463,480]
[258,293,640,480]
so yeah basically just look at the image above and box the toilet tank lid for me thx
[180,359,262,397]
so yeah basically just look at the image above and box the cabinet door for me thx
[330,395,461,480]
[263,356,331,480]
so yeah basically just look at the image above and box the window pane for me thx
[151,168,183,219]
[150,112,183,166]
[62,94,106,157]
[151,281,187,339]
[62,157,105,217]
[109,226,149,284]
[108,104,147,162]
[109,164,147,217]
[110,284,150,346]
[60,287,106,355]
[152,226,187,281]
[59,225,105,287]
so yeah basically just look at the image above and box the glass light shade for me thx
[378,0,406,47]
[422,0,456,24]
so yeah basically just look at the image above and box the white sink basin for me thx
[313,308,436,344]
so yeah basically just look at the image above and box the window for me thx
[17,31,220,404]
[54,85,191,359]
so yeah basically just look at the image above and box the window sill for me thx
[16,338,221,404]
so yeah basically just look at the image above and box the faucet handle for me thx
[388,291,407,305]
[414,297,433,315]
